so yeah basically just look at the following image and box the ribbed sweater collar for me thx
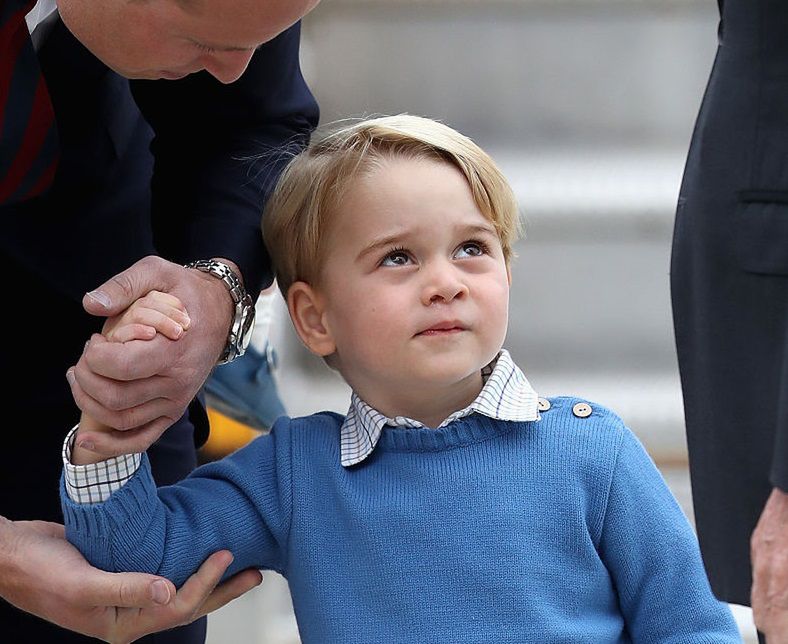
[375,414,523,453]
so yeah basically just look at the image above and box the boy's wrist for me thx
[62,425,143,505]
[72,415,113,465]
[71,441,104,466]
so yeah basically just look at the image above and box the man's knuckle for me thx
[116,580,136,606]
[110,273,136,300]
[139,255,158,269]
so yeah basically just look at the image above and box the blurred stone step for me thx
[493,147,685,231]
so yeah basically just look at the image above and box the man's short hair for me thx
[263,114,522,298]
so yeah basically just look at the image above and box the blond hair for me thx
[263,115,522,298]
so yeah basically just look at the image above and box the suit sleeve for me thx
[596,429,740,643]
[61,420,295,586]
[130,22,319,299]
[773,344,788,491]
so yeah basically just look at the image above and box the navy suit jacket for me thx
[0,14,318,517]
[2,17,318,302]
[672,0,788,604]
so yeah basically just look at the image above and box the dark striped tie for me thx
[0,0,58,205]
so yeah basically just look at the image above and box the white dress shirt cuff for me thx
[62,424,142,505]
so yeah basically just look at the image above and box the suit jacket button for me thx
[572,402,592,418]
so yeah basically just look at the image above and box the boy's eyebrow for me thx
[357,233,405,262]
[462,222,498,237]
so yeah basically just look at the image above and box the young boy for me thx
[61,116,740,642]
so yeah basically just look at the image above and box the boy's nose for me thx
[421,265,469,305]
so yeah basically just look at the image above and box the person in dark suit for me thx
[671,1,788,641]
[0,0,320,642]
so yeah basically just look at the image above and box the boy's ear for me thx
[287,281,336,357]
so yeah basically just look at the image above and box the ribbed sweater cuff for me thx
[60,455,159,548]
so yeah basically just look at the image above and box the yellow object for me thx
[201,407,262,461]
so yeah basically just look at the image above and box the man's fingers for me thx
[71,360,174,411]
[83,256,181,317]
[751,487,788,640]
[171,551,235,614]
[83,572,176,609]
[127,553,254,641]
[68,370,176,432]
[197,569,264,617]
[82,334,174,381]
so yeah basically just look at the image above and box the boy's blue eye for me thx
[380,250,411,267]
[454,241,485,258]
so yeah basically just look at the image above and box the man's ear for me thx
[287,281,336,357]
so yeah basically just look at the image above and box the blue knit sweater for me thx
[61,397,739,643]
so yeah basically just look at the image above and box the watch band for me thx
[185,259,255,365]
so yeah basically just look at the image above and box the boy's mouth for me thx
[417,321,466,336]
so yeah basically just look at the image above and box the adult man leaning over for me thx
[0,0,320,642]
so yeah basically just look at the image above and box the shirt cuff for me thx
[62,424,142,505]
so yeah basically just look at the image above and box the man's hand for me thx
[0,516,262,644]
[67,255,237,457]
[72,290,192,464]
[752,486,788,643]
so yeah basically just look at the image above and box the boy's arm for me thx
[61,419,294,588]
[596,429,740,642]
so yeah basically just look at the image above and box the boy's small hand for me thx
[70,291,191,465]
[102,290,190,343]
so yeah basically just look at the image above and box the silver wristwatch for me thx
[185,259,255,365]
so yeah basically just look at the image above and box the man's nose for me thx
[203,49,256,84]
[421,262,469,305]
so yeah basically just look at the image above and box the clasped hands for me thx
[66,254,236,457]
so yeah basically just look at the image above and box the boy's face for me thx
[304,156,511,415]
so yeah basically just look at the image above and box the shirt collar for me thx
[340,349,539,467]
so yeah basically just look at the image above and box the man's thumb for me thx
[83,256,175,317]
[89,573,175,608]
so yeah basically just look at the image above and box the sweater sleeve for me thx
[60,419,294,587]
[596,428,740,643]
